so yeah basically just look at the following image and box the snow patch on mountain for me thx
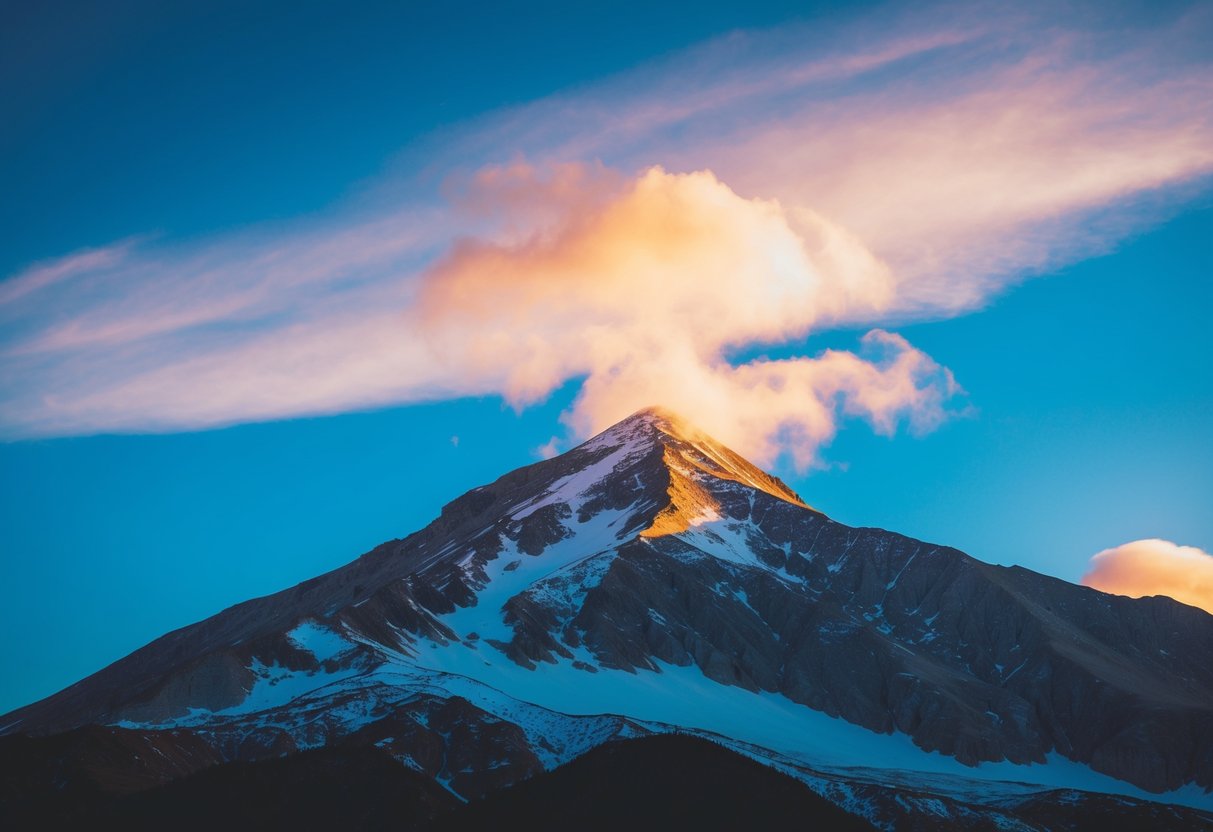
[287,620,353,662]
[403,638,1213,811]
[511,422,655,523]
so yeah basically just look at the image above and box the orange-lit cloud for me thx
[1,2,1211,452]
[1081,539,1213,615]
[413,164,948,467]
[462,4,1213,313]
[1,165,955,467]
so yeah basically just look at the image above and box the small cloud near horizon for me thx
[1081,539,1213,615]
[535,437,562,460]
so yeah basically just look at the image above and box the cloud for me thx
[535,437,562,460]
[414,163,894,397]
[0,1,1211,458]
[437,2,1213,312]
[1081,539,1213,615]
[0,241,137,306]
[0,164,950,466]
[414,164,950,467]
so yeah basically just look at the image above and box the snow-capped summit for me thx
[4,407,1212,825]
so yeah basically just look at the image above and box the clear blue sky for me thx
[1,0,1210,714]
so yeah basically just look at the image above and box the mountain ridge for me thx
[3,407,1211,826]
[1,407,805,733]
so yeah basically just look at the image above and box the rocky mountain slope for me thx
[3,407,1211,827]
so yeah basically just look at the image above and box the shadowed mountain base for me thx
[2,734,873,832]
[7,733,1211,831]
[2,743,455,831]
[437,733,876,831]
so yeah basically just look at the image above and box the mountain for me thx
[3,407,1212,829]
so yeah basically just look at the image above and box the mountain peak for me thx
[582,405,694,446]
[580,406,808,525]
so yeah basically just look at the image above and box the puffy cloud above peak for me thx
[413,165,946,467]
[1081,539,1213,615]
[416,166,894,391]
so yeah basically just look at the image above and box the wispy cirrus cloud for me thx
[1,1,1211,465]
[449,2,1213,311]
[0,241,138,306]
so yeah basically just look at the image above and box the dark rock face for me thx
[0,724,223,801]
[340,696,545,799]
[472,413,1213,793]
[2,406,1211,815]
[530,517,1213,790]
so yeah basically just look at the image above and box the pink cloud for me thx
[413,165,948,467]
[429,3,1213,315]
[1081,539,1213,615]
[0,241,135,306]
[534,437,562,460]
[0,2,1210,446]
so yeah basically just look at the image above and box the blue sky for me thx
[1,0,1211,714]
